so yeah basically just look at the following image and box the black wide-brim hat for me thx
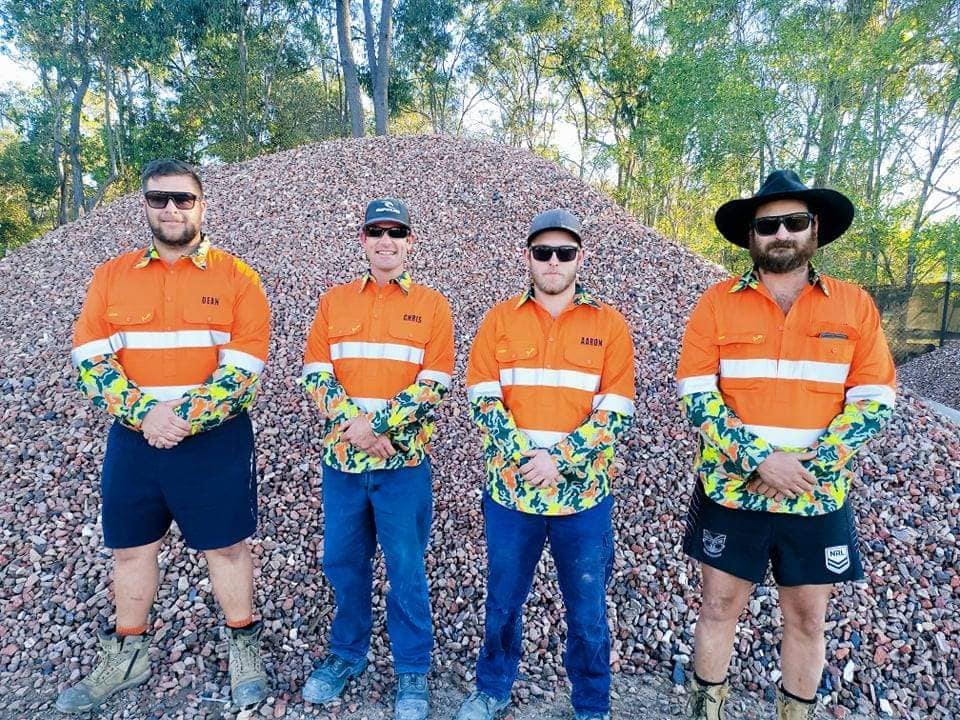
[714,169,854,248]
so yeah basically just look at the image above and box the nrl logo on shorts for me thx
[702,529,726,558]
[825,545,850,574]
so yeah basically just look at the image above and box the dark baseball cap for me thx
[364,198,411,229]
[526,208,582,245]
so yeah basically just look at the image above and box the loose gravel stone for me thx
[0,136,956,720]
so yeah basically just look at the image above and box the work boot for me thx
[54,629,151,713]
[685,677,730,720]
[226,621,268,706]
[453,690,510,720]
[394,672,429,720]
[776,687,819,720]
[302,654,368,704]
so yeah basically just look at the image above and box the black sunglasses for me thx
[365,225,410,238]
[530,245,579,262]
[144,191,199,210]
[752,212,814,236]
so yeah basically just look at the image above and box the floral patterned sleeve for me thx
[805,399,893,479]
[75,355,159,429]
[173,365,261,434]
[299,370,363,423]
[681,391,775,476]
[547,410,632,480]
[469,396,532,462]
[370,380,447,435]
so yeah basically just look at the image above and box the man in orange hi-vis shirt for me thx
[457,209,636,720]
[299,199,454,720]
[59,159,271,714]
[676,171,896,720]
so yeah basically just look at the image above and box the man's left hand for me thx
[520,450,562,488]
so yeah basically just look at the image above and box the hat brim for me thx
[714,188,854,248]
[364,215,410,229]
[526,227,582,245]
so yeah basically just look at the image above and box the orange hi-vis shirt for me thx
[466,286,635,515]
[302,272,455,471]
[676,270,896,450]
[71,239,270,401]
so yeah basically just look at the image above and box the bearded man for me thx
[676,170,896,720]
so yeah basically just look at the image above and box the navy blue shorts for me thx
[101,413,258,551]
[682,482,864,586]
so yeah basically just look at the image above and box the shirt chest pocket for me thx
[495,339,538,364]
[183,303,234,328]
[563,342,603,373]
[805,322,858,365]
[105,304,155,329]
[715,332,767,391]
[388,317,432,348]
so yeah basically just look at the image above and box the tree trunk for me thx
[237,0,250,156]
[362,0,391,135]
[336,0,364,136]
[41,67,68,226]
[68,63,93,218]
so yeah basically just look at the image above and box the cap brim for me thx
[526,227,582,245]
[364,215,410,229]
[715,189,854,248]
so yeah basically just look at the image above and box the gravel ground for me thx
[1,136,958,720]
[897,341,960,410]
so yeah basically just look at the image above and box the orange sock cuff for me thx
[116,624,148,637]
[226,615,255,629]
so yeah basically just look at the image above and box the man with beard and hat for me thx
[456,209,636,720]
[299,198,454,720]
[59,159,271,713]
[675,170,896,720]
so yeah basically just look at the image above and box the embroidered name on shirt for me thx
[404,313,423,323]
[580,336,603,346]
[201,296,220,306]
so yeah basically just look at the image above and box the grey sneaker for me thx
[453,690,510,720]
[575,713,610,720]
[302,654,368,704]
[395,673,429,720]
[54,629,150,713]
[227,621,268,707]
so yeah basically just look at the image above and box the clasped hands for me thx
[341,415,396,459]
[746,450,818,501]
[141,400,191,449]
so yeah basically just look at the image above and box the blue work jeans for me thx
[476,493,614,713]
[321,460,433,673]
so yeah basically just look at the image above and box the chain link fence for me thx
[868,281,959,363]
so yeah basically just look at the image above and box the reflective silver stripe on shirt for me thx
[845,384,896,407]
[301,362,335,378]
[676,374,719,397]
[330,341,425,364]
[467,381,504,401]
[417,370,452,387]
[719,358,849,384]
[219,349,265,374]
[71,330,232,367]
[741,424,826,448]
[519,428,568,448]
[499,367,600,392]
[591,393,635,415]
[140,384,202,401]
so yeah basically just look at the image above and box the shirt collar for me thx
[359,269,412,294]
[729,263,830,297]
[134,234,211,270]
[516,283,602,309]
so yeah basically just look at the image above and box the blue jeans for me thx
[476,494,614,713]
[321,460,433,673]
